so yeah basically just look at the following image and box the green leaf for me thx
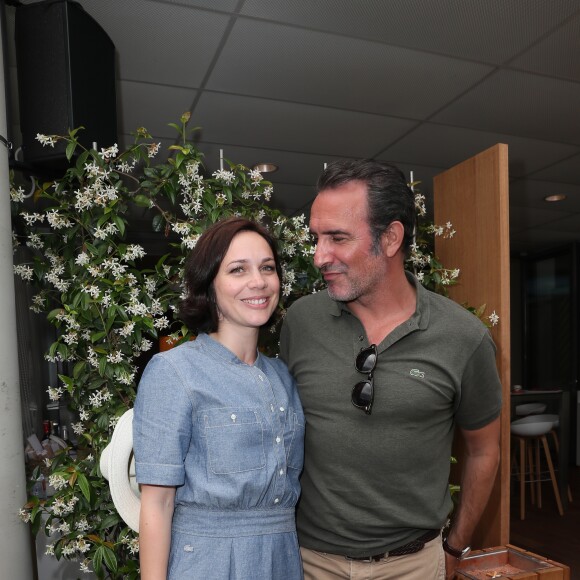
[65,141,76,161]
[73,360,86,379]
[93,546,104,575]
[133,194,151,208]
[77,472,91,502]
[152,214,165,233]
[99,513,121,530]
[102,546,118,572]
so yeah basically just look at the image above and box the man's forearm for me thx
[447,445,500,548]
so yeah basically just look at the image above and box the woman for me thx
[133,217,304,580]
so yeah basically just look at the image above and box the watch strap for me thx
[442,537,470,559]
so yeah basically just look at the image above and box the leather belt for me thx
[345,529,441,562]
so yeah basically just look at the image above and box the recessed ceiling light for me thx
[252,163,278,173]
[544,194,566,202]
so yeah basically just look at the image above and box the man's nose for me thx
[313,242,329,269]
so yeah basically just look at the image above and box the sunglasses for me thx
[351,344,378,415]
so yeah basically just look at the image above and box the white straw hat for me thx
[100,409,141,532]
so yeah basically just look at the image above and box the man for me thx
[280,159,502,580]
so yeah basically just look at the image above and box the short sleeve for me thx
[133,353,193,486]
[454,331,503,430]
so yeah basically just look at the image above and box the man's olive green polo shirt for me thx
[279,274,502,557]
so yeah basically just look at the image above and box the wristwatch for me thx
[442,537,471,559]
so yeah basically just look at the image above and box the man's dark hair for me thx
[179,217,282,333]
[317,159,416,255]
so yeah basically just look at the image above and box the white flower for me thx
[18,508,31,523]
[58,521,71,535]
[98,143,119,159]
[124,244,146,261]
[48,474,68,491]
[212,169,235,184]
[248,168,262,183]
[119,321,135,337]
[147,142,161,158]
[75,518,90,533]
[107,351,123,363]
[46,209,73,230]
[488,311,500,326]
[72,421,84,436]
[13,264,34,281]
[140,338,153,352]
[47,386,64,401]
[154,316,169,330]
[36,133,57,147]
[75,252,90,266]
[10,186,25,202]
[26,233,44,250]
[45,543,55,556]
[80,559,92,574]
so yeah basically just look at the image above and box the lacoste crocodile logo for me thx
[410,369,425,378]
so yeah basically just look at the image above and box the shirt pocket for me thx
[286,411,305,471]
[202,408,266,474]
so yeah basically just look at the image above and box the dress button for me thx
[359,335,364,341]
[279,469,284,476]
[274,498,279,504]
[276,437,281,444]
[279,407,285,412]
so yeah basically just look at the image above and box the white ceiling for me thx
[7,0,580,255]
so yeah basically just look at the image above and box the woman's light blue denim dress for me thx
[133,333,305,579]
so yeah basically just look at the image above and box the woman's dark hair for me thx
[317,159,416,256]
[179,217,282,334]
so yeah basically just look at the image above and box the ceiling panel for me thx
[509,179,580,211]
[240,0,579,63]
[79,0,229,86]
[193,92,418,157]
[530,152,580,183]
[118,81,198,140]
[268,183,317,215]
[380,124,580,177]
[159,0,241,11]
[207,19,493,119]
[432,69,580,145]
[509,13,580,81]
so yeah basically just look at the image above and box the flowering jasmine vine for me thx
[14,115,485,580]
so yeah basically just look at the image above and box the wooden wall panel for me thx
[433,143,511,548]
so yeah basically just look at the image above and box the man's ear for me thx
[381,221,405,258]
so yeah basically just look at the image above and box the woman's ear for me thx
[381,221,405,258]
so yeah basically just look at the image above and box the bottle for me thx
[40,420,54,458]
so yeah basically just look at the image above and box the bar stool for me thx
[511,417,564,520]
[538,414,574,503]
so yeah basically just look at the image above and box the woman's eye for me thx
[261,265,275,272]
[230,266,245,274]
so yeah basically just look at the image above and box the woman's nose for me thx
[248,269,267,288]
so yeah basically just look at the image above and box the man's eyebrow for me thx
[316,229,350,236]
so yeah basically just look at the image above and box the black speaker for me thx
[15,0,117,169]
